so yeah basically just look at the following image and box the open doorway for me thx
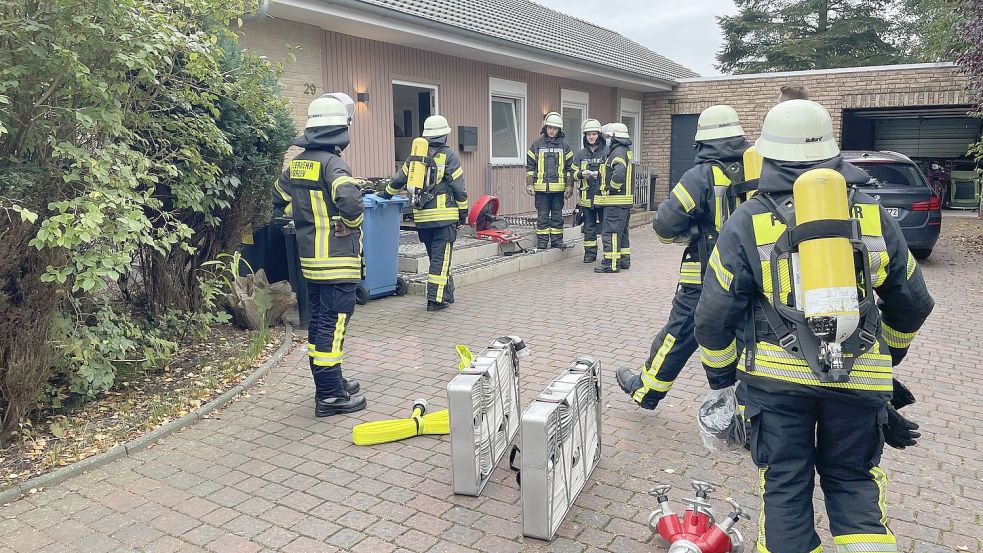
[393,81,438,167]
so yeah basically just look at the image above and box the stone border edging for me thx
[0,322,294,506]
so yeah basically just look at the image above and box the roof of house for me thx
[352,0,699,82]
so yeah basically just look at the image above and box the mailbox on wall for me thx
[458,126,478,153]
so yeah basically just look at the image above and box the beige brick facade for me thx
[237,18,325,160]
[642,64,971,201]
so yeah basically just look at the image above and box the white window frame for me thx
[561,89,590,144]
[489,77,527,165]
[620,97,642,158]
[392,79,439,114]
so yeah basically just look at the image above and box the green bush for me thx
[0,0,295,436]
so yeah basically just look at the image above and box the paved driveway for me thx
[2,223,980,553]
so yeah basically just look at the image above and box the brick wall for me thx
[236,18,324,160]
[643,64,972,201]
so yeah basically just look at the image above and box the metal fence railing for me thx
[484,163,658,216]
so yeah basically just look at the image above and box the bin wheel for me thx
[355,285,369,305]
[395,277,408,296]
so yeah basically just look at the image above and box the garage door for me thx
[874,117,982,159]
[670,114,699,190]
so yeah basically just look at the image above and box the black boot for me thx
[583,250,597,263]
[343,378,360,394]
[315,393,367,417]
[619,256,631,270]
[536,239,549,250]
[427,300,448,312]
[594,265,618,274]
[616,367,643,397]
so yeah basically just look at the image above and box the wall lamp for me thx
[357,92,370,104]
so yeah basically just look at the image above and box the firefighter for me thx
[526,112,574,249]
[272,95,367,416]
[571,119,606,263]
[594,122,633,273]
[382,115,468,311]
[694,99,933,552]
[615,105,753,408]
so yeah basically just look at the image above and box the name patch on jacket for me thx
[289,160,321,181]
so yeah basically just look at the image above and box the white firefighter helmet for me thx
[609,122,630,140]
[582,119,603,134]
[422,115,452,138]
[543,111,563,130]
[306,95,350,129]
[324,92,355,121]
[756,99,839,162]
[695,105,744,142]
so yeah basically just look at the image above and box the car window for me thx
[853,162,927,187]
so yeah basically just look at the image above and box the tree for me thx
[715,0,910,73]
[0,0,294,438]
[958,0,983,163]
[897,0,968,62]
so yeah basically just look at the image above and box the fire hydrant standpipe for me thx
[648,481,750,553]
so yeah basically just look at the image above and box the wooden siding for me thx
[239,18,645,214]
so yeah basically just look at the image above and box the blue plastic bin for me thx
[357,193,409,304]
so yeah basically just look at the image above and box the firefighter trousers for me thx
[582,206,602,253]
[600,205,630,269]
[419,225,456,305]
[535,192,565,248]
[744,384,894,553]
[638,284,700,402]
[308,281,357,399]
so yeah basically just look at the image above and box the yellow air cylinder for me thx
[742,146,763,199]
[406,137,430,192]
[793,168,860,343]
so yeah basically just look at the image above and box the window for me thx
[620,98,642,158]
[563,107,584,142]
[492,97,520,159]
[561,89,590,144]
[489,77,527,165]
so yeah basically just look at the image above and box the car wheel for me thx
[911,248,932,260]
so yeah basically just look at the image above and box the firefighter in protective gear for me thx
[272,95,367,417]
[616,105,753,408]
[693,100,934,553]
[526,112,574,249]
[571,119,606,263]
[383,115,468,311]
[594,122,634,272]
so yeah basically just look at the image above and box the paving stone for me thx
[0,228,978,551]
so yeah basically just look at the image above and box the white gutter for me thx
[269,0,677,92]
[678,62,959,83]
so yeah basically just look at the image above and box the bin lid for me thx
[363,193,409,208]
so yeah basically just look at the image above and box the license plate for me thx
[886,207,900,217]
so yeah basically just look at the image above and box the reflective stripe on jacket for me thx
[388,144,468,228]
[595,142,633,206]
[526,135,574,193]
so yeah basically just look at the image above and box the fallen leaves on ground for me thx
[0,325,283,494]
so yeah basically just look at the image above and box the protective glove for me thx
[525,184,535,196]
[891,377,916,410]
[563,186,573,199]
[526,174,535,187]
[883,404,920,449]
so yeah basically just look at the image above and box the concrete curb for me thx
[0,323,294,506]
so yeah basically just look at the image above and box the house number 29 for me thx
[304,83,318,95]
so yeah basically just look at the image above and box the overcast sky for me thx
[535,0,738,76]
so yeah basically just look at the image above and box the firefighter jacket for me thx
[526,131,574,193]
[571,140,607,208]
[655,136,752,287]
[386,138,468,229]
[272,126,364,283]
[693,156,934,405]
[594,137,633,206]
